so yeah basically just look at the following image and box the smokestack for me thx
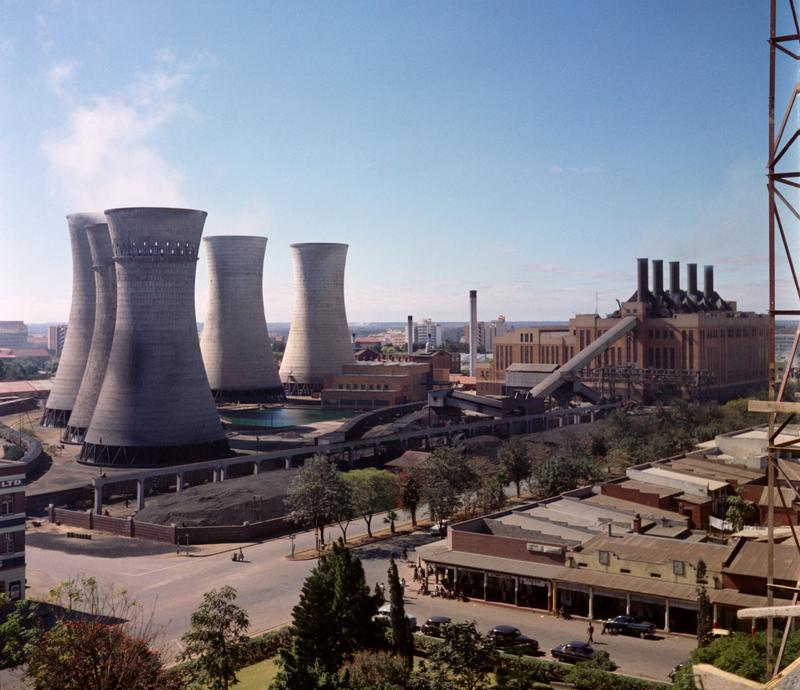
[469,290,478,378]
[669,261,680,296]
[704,265,714,301]
[636,258,649,302]
[652,259,664,296]
[633,513,642,534]
[406,315,413,355]
[687,263,698,295]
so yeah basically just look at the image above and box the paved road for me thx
[25,519,693,682]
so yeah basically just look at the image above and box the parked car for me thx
[604,615,656,638]
[420,615,451,636]
[550,640,598,663]
[488,625,539,654]
[374,603,416,629]
[429,521,449,536]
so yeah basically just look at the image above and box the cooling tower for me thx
[64,224,117,444]
[279,243,354,390]
[41,212,105,427]
[80,207,228,467]
[200,235,284,402]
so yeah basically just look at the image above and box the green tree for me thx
[285,455,349,547]
[425,622,497,690]
[419,447,478,531]
[273,542,380,689]
[179,586,250,690]
[387,558,413,670]
[344,468,399,538]
[725,489,758,532]
[530,454,602,497]
[0,599,39,668]
[497,438,533,497]
[399,471,421,528]
[696,560,712,649]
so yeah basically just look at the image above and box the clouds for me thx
[40,51,214,210]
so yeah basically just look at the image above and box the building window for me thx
[2,533,13,554]
[0,496,13,515]
[673,560,685,576]
[599,550,610,566]
[650,572,661,578]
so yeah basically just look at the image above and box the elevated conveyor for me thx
[530,315,638,400]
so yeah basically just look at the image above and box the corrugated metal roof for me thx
[609,479,683,498]
[422,549,565,580]
[584,494,689,525]
[556,567,699,602]
[578,533,731,571]
[724,542,800,582]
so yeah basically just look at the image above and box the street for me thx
[23,518,694,683]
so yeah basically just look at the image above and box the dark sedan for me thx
[420,615,451,637]
[488,625,539,654]
[604,615,657,638]
[550,640,597,663]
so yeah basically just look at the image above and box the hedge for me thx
[567,663,673,690]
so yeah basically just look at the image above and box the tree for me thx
[344,468,399,538]
[425,622,497,690]
[529,454,602,498]
[285,455,349,547]
[387,558,413,670]
[273,542,380,689]
[399,472,421,528]
[179,586,250,690]
[340,651,407,689]
[0,599,39,668]
[497,438,533,497]
[334,480,355,543]
[384,509,399,534]
[26,620,179,690]
[725,489,758,532]
[419,447,478,531]
[696,559,712,649]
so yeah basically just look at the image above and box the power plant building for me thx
[485,258,769,402]
[200,235,284,402]
[279,243,354,393]
[63,223,117,444]
[80,207,228,466]
[42,212,105,427]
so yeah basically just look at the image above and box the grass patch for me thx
[230,658,279,689]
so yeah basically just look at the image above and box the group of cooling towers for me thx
[40,207,357,468]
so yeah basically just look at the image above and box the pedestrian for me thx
[239,547,244,561]
[401,547,408,560]
[587,620,595,644]
[400,577,406,595]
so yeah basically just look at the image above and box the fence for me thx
[0,420,45,477]
[49,505,294,545]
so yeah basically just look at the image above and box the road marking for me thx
[119,560,197,577]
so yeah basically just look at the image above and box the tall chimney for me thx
[704,265,714,301]
[469,290,478,377]
[669,261,680,296]
[636,258,649,301]
[687,263,698,295]
[652,259,664,296]
[406,315,413,355]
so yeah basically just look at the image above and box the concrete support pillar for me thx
[626,592,631,615]
[712,604,718,628]
[588,587,594,620]
[514,576,519,607]
[136,479,145,511]
[219,466,227,481]
[284,457,291,470]
[176,473,184,492]
[483,572,488,601]
[253,461,260,475]
[551,582,558,612]
[559,416,564,428]
[590,412,596,422]
[94,484,103,515]
[212,468,219,482]
[664,600,671,632]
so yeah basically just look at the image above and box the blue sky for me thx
[0,1,789,323]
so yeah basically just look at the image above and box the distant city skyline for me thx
[0,2,783,323]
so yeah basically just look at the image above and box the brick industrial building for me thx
[482,259,768,402]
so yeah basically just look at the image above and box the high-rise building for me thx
[200,235,284,402]
[80,207,228,466]
[0,322,29,350]
[0,464,25,600]
[47,325,68,356]
[41,212,104,428]
[413,319,443,348]
[279,243,354,393]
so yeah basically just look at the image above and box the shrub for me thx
[238,626,292,667]
[566,664,671,690]
[495,653,569,684]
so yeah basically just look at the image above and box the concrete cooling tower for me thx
[80,207,228,467]
[279,242,354,391]
[41,212,105,427]
[200,235,284,402]
[64,224,117,444]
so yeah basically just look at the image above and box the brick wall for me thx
[602,482,671,509]
[450,529,565,566]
